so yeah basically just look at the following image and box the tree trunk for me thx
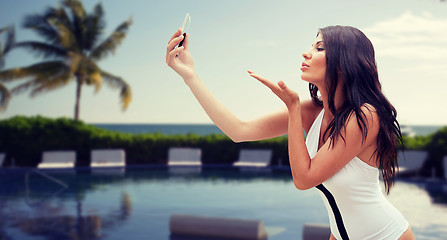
[74,76,83,120]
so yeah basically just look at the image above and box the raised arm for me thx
[251,72,380,190]
[166,29,291,142]
[187,76,290,142]
[166,29,321,142]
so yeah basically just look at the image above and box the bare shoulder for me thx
[360,103,379,128]
[346,103,380,145]
[362,103,377,115]
[301,99,323,134]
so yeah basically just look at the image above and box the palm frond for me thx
[1,25,15,54]
[0,25,15,69]
[0,27,6,68]
[0,82,11,111]
[0,68,33,82]
[23,6,80,51]
[23,13,60,44]
[14,41,67,59]
[82,58,102,92]
[49,4,73,32]
[49,18,77,49]
[89,17,133,61]
[101,70,132,110]
[88,71,102,93]
[46,5,79,50]
[10,79,35,95]
[8,62,73,96]
[84,3,105,50]
[63,0,86,20]
[9,77,58,96]
[0,61,69,82]
[30,71,73,97]
[63,0,87,48]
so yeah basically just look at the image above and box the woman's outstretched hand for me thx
[248,71,300,109]
[166,28,196,81]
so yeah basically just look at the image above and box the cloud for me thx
[363,11,447,125]
[363,11,447,60]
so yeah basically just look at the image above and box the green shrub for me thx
[1,116,445,175]
[0,116,289,167]
[402,135,430,150]
[423,126,447,177]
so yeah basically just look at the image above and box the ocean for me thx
[91,123,444,136]
[92,123,224,136]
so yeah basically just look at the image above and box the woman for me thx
[166,25,415,240]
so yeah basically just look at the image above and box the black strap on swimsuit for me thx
[316,183,350,240]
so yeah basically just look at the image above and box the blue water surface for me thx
[1,167,446,240]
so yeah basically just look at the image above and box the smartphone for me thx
[178,13,191,47]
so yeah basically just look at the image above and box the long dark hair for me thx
[309,25,403,193]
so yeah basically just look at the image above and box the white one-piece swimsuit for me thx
[305,109,409,240]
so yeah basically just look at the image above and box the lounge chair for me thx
[168,147,202,166]
[233,149,272,168]
[397,150,427,177]
[90,149,126,175]
[37,151,76,169]
[0,153,5,167]
[90,149,126,168]
[168,147,201,174]
[302,223,331,240]
[170,214,267,240]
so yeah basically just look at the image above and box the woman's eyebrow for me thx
[312,41,324,47]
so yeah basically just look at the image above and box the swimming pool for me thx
[1,167,446,239]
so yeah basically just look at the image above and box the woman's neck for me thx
[317,82,345,118]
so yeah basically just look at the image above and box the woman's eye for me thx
[317,47,325,52]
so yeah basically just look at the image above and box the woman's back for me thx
[307,109,408,239]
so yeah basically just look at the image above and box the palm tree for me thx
[0,25,15,111]
[0,0,132,120]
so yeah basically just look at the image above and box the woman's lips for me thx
[301,63,309,71]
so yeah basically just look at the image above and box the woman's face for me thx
[300,33,326,85]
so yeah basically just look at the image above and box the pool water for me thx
[1,167,446,240]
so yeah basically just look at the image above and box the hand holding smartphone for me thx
[166,13,195,79]
[178,13,191,48]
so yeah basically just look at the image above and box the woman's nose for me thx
[302,50,311,60]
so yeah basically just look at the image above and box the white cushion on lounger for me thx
[38,151,76,169]
[397,150,427,175]
[91,149,125,167]
[233,149,272,167]
[168,147,201,166]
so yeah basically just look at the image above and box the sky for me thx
[0,0,446,125]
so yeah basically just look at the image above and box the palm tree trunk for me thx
[74,76,83,120]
